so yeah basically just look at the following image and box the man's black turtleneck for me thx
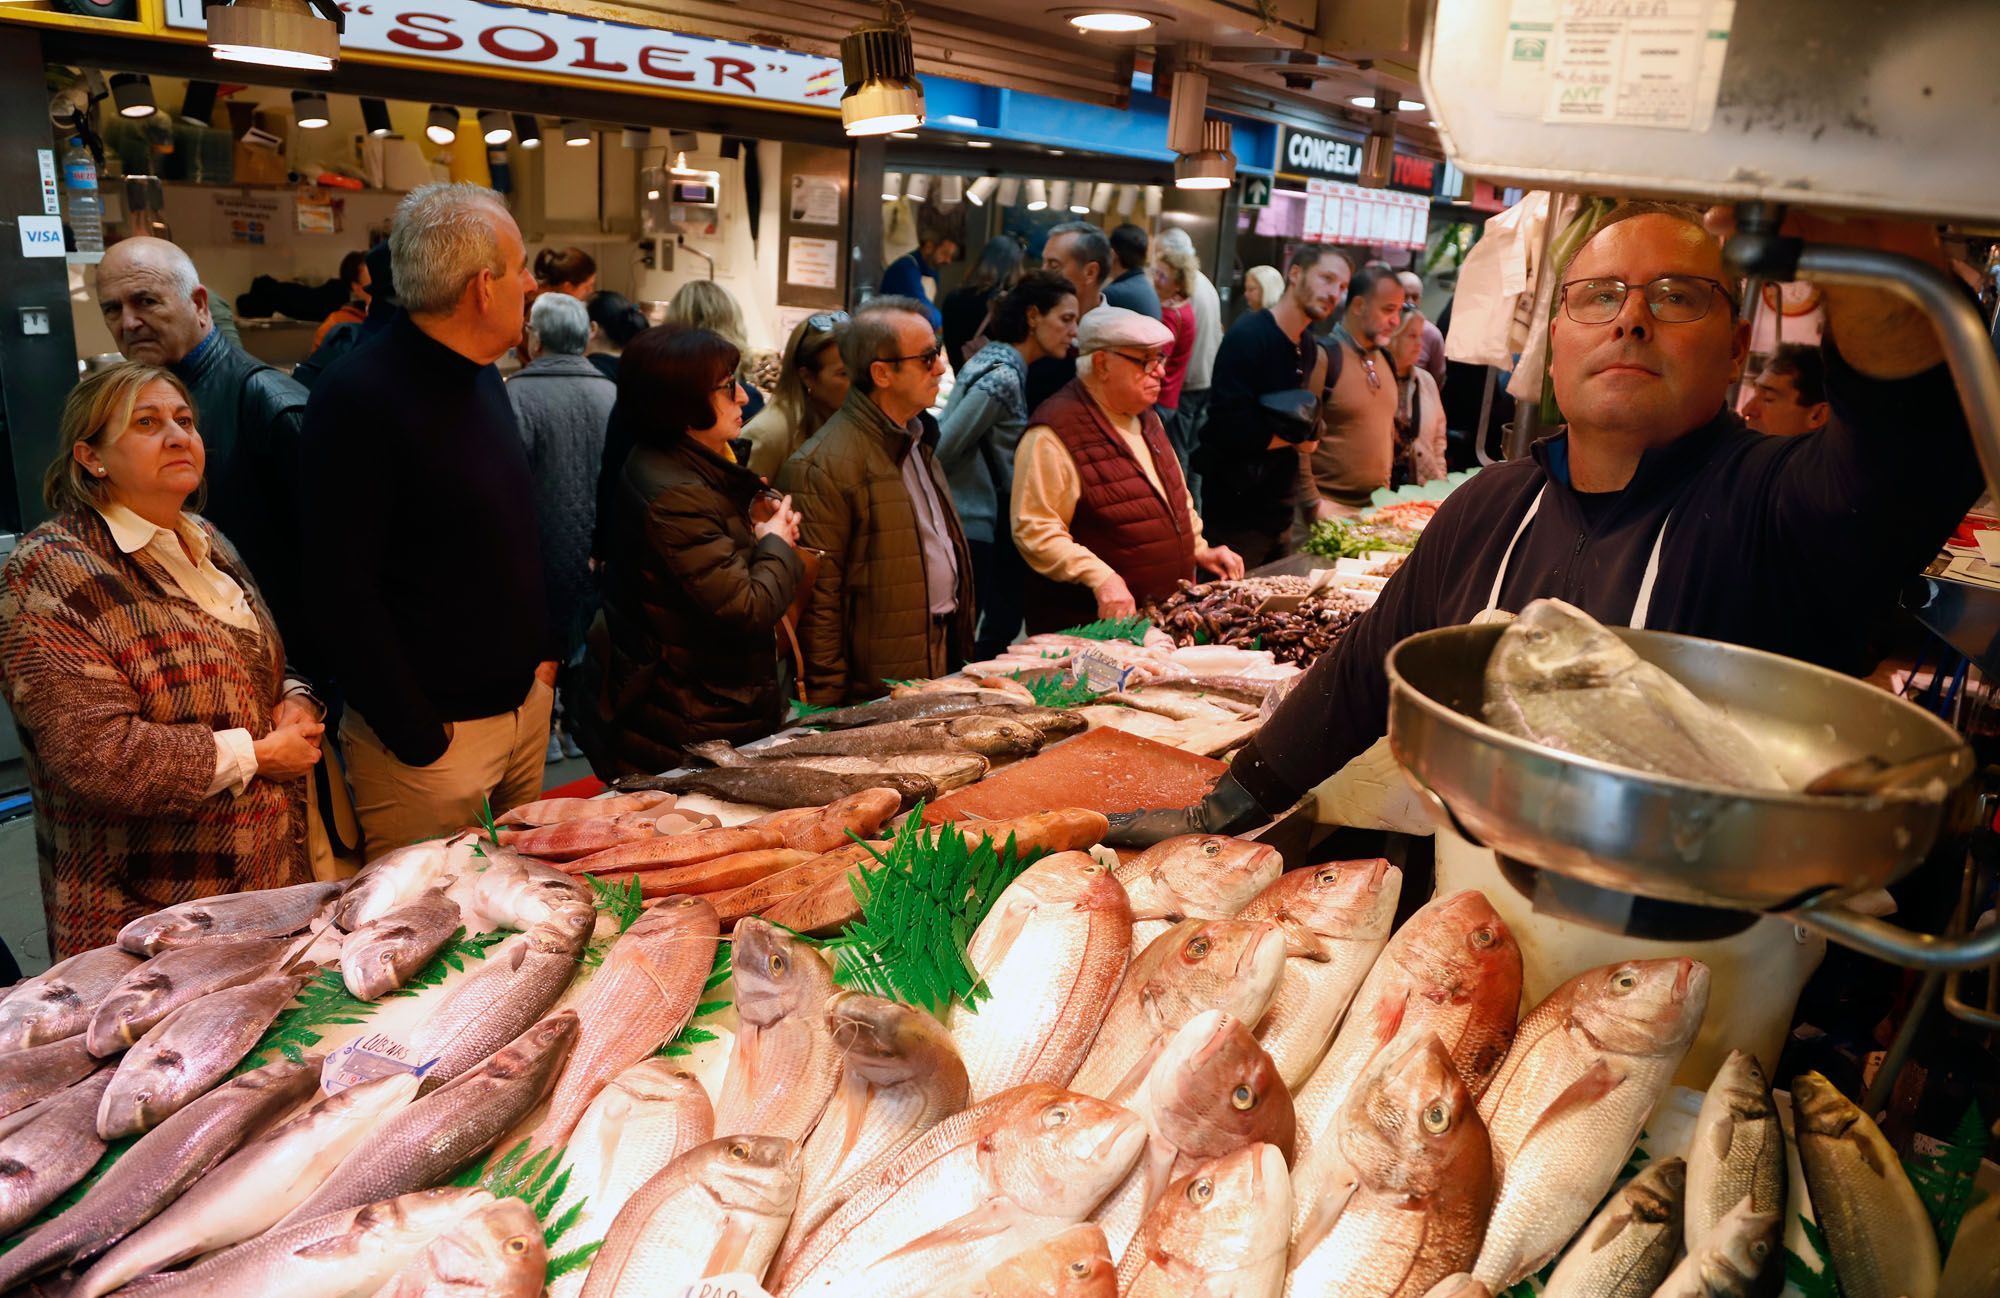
[301,312,552,767]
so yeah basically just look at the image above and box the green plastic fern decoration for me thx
[1006,670,1106,709]
[450,1137,598,1284]
[1785,1214,1845,1298]
[236,967,381,1071]
[818,811,1046,1015]
[587,875,645,933]
[479,796,502,847]
[1904,1101,1987,1252]
[1055,616,1153,644]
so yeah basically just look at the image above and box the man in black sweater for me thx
[303,182,557,854]
[1113,203,1980,841]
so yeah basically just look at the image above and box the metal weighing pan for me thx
[1386,622,2000,970]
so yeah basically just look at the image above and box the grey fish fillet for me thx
[0,1070,115,1237]
[103,1187,496,1298]
[618,766,936,810]
[726,714,1043,763]
[341,889,465,1001]
[98,969,314,1138]
[118,881,347,955]
[0,946,142,1053]
[280,1011,579,1226]
[86,937,297,1057]
[0,1054,318,1290]
[765,753,990,792]
[0,1034,101,1118]
[807,693,1050,729]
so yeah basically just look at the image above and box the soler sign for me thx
[162,0,843,107]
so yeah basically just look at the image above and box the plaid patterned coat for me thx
[0,509,308,957]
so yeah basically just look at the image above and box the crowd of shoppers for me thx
[6,192,1479,956]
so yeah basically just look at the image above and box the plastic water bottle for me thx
[62,137,103,257]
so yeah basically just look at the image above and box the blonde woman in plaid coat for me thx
[0,364,324,957]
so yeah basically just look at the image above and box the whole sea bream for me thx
[1472,958,1711,1289]
[578,1136,802,1298]
[72,1071,423,1298]
[0,1070,114,1236]
[712,919,843,1141]
[97,967,315,1137]
[527,896,720,1150]
[366,1195,547,1298]
[0,1033,102,1117]
[0,944,142,1052]
[1482,598,1786,789]
[1066,918,1286,1106]
[1119,1143,1291,1298]
[1540,1157,1687,1298]
[1284,1032,1495,1298]
[773,1083,1146,1298]
[1114,834,1284,952]
[340,888,464,1000]
[934,1223,1119,1298]
[780,991,970,1264]
[86,936,299,1056]
[0,1054,319,1290]
[1236,858,1400,1089]
[947,852,1133,1100]
[119,879,347,954]
[547,1059,715,1298]
[283,1012,579,1226]
[101,1186,499,1298]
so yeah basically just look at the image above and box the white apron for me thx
[1301,486,1824,1084]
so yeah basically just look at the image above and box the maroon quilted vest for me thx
[1022,379,1196,633]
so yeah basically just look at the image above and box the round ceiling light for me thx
[840,20,925,136]
[424,104,458,146]
[1349,95,1376,109]
[1067,10,1153,31]
[1399,98,1425,111]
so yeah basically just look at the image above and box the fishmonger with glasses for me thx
[1110,201,1978,849]
[1012,306,1245,634]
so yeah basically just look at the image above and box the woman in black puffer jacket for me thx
[578,327,804,776]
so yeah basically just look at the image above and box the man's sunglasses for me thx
[806,311,849,332]
[879,345,944,369]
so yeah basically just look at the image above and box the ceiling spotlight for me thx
[996,177,1021,207]
[180,81,220,126]
[360,96,392,136]
[562,120,591,147]
[1144,184,1164,217]
[905,173,934,203]
[1350,95,1377,109]
[1088,182,1115,210]
[1067,10,1153,30]
[966,175,999,206]
[621,127,650,149]
[478,110,511,145]
[1174,118,1235,190]
[889,130,920,139]
[965,139,992,149]
[1048,179,1072,211]
[1359,108,1396,188]
[1025,178,1049,211]
[839,18,924,136]
[110,73,156,119]
[206,0,343,71]
[882,172,905,200]
[1114,184,1139,216]
[1070,200,1092,214]
[291,89,329,129]
[424,105,458,145]
[937,175,966,206]
[513,114,540,148]
[1399,98,1425,111]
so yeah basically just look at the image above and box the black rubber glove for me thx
[1103,771,1270,847]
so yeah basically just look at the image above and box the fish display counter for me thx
[0,600,1988,1298]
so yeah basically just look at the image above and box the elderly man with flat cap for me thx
[1012,306,1244,633]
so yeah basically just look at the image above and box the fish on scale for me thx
[1471,958,1711,1290]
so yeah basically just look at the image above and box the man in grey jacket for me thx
[508,292,616,758]
[95,237,311,664]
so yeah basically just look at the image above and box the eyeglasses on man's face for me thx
[1107,349,1168,375]
[1560,275,1738,326]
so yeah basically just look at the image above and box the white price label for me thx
[673,1276,776,1298]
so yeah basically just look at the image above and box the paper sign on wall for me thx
[788,174,841,227]
[786,236,839,290]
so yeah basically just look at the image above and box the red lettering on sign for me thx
[570,35,628,72]
[1392,154,1436,190]
[478,25,557,61]
[388,11,461,51]
[639,45,696,82]
[708,55,756,91]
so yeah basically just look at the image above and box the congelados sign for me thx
[162,0,844,106]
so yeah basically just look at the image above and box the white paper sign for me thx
[788,174,841,227]
[18,215,64,258]
[673,1276,775,1298]
[1543,0,1724,130]
[37,150,57,215]
[786,236,839,290]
